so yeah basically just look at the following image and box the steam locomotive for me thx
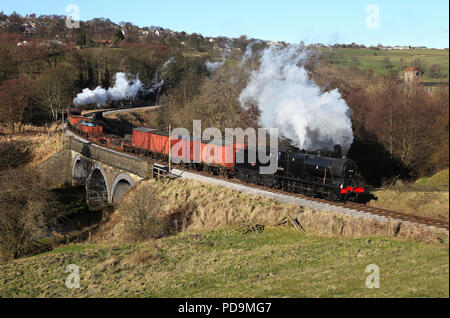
[235,145,363,201]
[67,108,364,201]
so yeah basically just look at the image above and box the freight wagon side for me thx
[149,130,182,156]
[201,139,237,168]
[132,127,157,151]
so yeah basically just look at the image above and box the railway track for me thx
[174,167,449,231]
[82,105,159,119]
[68,127,449,232]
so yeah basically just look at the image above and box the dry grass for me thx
[369,190,449,221]
[369,170,449,221]
[97,178,448,245]
[0,123,66,168]
[414,170,449,191]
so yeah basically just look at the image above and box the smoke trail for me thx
[162,56,175,69]
[205,49,230,73]
[148,56,175,93]
[73,72,142,106]
[239,45,354,153]
[241,40,263,65]
[205,60,225,72]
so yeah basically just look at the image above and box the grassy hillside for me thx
[369,170,449,220]
[0,174,448,298]
[323,48,449,81]
[0,227,448,298]
[414,170,449,191]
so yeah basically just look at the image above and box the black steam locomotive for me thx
[235,145,363,201]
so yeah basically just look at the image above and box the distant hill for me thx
[320,48,449,82]
[0,12,448,82]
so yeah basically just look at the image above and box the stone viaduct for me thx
[40,135,155,209]
[68,136,154,207]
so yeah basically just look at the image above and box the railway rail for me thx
[174,167,449,231]
[68,126,449,232]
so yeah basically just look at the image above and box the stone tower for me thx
[403,67,423,84]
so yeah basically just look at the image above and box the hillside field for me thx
[0,227,448,298]
[369,170,449,221]
[322,48,449,81]
[0,176,448,298]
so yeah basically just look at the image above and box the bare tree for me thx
[40,64,76,122]
[0,79,29,132]
[0,168,54,261]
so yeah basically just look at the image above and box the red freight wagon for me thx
[171,135,202,163]
[79,122,103,136]
[201,139,237,168]
[78,124,89,134]
[149,130,182,156]
[69,115,84,127]
[94,126,103,135]
[132,127,157,151]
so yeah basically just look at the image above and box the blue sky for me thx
[1,0,448,48]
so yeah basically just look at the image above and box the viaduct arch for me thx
[68,137,148,207]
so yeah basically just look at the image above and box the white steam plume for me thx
[73,72,143,106]
[241,40,263,65]
[148,56,175,93]
[205,60,225,73]
[205,49,230,73]
[239,45,354,153]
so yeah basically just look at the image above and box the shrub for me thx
[0,168,55,261]
[120,184,168,242]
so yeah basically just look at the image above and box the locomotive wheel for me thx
[324,192,341,201]
[349,193,359,202]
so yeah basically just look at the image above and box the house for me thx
[393,45,410,50]
[402,67,449,94]
[100,40,113,47]
[403,66,423,83]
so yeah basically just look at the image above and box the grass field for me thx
[209,46,449,81]
[321,48,449,81]
[0,227,447,298]
[369,170,449,220]
[414,170,449,191]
